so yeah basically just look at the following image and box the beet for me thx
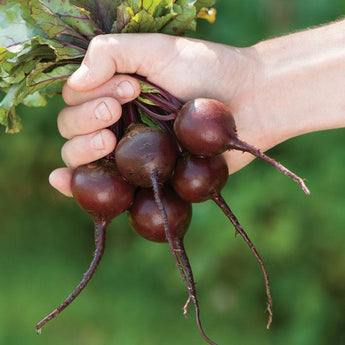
[174,98,310,195]
[174,99,236,157]
[72,160,136,220]
[36,159,135,333]
[115,123,182,279]
[128,186,191,242]
[115,123,177,188]
[171,154,228,203]
[115,123,215,339]
[172,153,273,328]
[128,185,217,345]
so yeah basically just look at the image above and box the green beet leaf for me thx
[0,1,44,47]
[194,0,217,13]
[0,0,216,133]
[72,0,122,33]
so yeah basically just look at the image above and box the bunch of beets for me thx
[36,75,310,344]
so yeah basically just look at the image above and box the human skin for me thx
[50,19,345,197]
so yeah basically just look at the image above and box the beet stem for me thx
[36,219,107,333]
[133,74,182,108]
[151,174,217,344]
[150,173,191,292]
[142,92,180,113]
[127,102,139,123]
[156,121,183,154]
[134,100,176,121]
[174,238,218,345]
[229,138,310,195]
[212,194,273,329]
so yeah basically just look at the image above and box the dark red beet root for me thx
[174,98,310,195]
[172,153,273,328]
[171,154,228,203]
[128,186,191,242]
[174,98,237,157]
[129,186,192,299]
[129,186,217,345]
[72,160,136,220]
[115,123,177,188]
[36,160,135,333]
[116,124,192,314]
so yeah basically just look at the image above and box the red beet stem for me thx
[151,173,217,345]
[142,92,180,114]
[127,102,139,123]
[36,219,107,334]
[212,194,273,329]
[134,99,176,121]
[133,74,182,109]
[150,173,190,290]
[229,138,310,195]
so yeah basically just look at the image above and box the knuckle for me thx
[62,83,75,106]
[57,110,69,138]
[89,34,108,50]
[60,142,70,166]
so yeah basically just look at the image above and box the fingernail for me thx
[70,64,89,83]
[95,102,111,120]
[117,81,134,98]
[91,132,105,150]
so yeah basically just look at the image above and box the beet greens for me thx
[0,0,216,133]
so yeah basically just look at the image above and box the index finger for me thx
[63,74,141,106]
[67,35,117,91]
[66,33,174,92]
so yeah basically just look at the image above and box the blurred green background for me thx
[1,1,345,344]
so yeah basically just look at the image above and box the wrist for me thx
[247,19,345,150]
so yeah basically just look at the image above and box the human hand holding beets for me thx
[50,21,345,197]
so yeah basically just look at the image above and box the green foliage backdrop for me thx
[1,1,345,344]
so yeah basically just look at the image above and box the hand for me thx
[50,21,345,197]
[50,33,257,196]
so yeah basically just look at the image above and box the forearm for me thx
[249,19,345,149]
